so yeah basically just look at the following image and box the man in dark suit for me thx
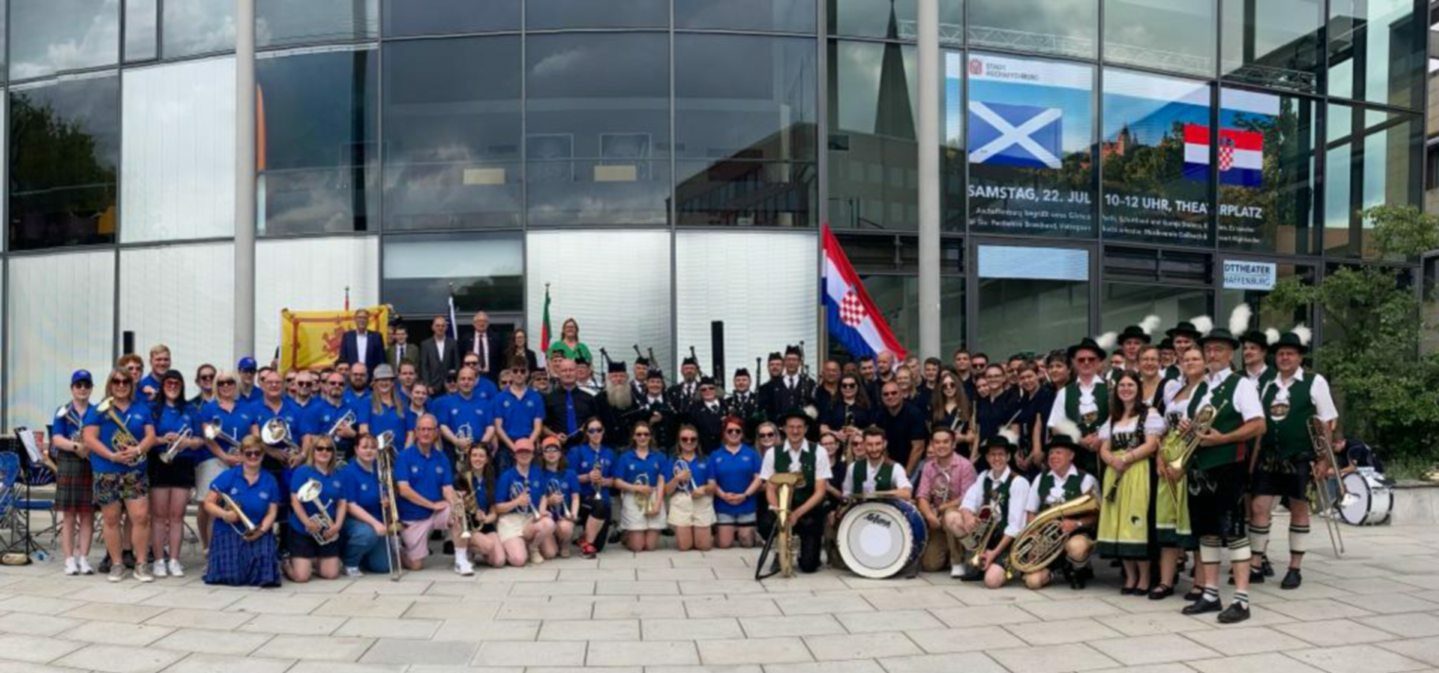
[544,358,602,448]
[419,315,459,393]
[386,323,419,372]
[338,308,386,373]
[464,311,503,383]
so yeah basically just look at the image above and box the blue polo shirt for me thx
[198,399,258,461]
[251,397,304,471]
[343,387,371,408]
[615,449,667,491]
[496,464,546,513]
[301,397,353,452]
[437,392,493,445]
[360,398,407,446]
[493,387,545,440]
[138,373,163,400]
[341,460,384,522]
[395,445,453,522]
[403,402,430,436]
[566,444,616,503]
[542,467,581,504]
[85,401,152,474]
[288,464,345,532]
[49,401,91,448]
[151,402,199,465]
[238,385,262,404]
[669,453,713,493]
[210,466,280,525]
[709,445,762,515]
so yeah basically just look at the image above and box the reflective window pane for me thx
[1328,0,1424,110]
[676,34,817,227]
[861,275,965,358]
[9,74,121,250]
[1323,103,1422,259]
[384,37,521,231]
[125,0,159,62]
[1103,0,1216,78]
[676,0,816,33]
[977,245,1090,355]
[256,47,378,235]
[1220,0,1322,94]
[120,242,236,374]
[1101,282,1209,335]
[526,0,667,29]
[1217,88,1316,254]
[10,0,118,80]
[258,0,378,48]
[526,33,669,226]
[384,0,520,36]
[383,233,523,316]
[1218,263,1312,331]
[828,0,963,43]
[255,236,379,353]
[1100,69,1213,246]
[163,0,236,59]
[968,0,1096,60]
[965,52,1095,238]
[829,40,918,231]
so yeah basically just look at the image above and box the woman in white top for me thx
[1096,371,1164,596]
[1154,347,1207,600]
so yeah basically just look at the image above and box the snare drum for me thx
[836,498,927,579]
[1338,469,1392,526]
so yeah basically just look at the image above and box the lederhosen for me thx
[1186,374,1248,544]
[1064,381,1108,476]
[1033,470,1089,571]
[1252,375,1315,502]
[772,444,823,573]
[849,461,895,496]
[979,471,1015,567]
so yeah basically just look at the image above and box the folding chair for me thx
[0,452,31,560]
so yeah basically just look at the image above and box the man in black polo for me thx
[873,380,928,474]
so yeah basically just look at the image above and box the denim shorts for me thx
[715,511,757,526]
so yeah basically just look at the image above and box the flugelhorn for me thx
[260,418,301,461]
[202,421,243,454]
[1009,493,1100,574]
[219,491,258,536]
[295,478,339,544]
[97,397,144,465]
[159,426,193,464]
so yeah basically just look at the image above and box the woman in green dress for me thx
[546,318,591,363]
[1097,371,1161,595]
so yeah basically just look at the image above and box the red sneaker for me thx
[581,542,598,559]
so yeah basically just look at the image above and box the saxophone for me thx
[1009,493,1100,574]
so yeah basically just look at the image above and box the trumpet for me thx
[260,418,301,461]
[375,431,403,580]
[547,478,573,520]
[1010,493,1100,574]
[203,421,243,454]
[673,458,693,496]
[159,426,193,464]
[511,480,540,521]
[325,410,357,443]
[1163,403,1222,473]
[219,491,258,536]
[97,397,144,465]
[295,478,339,545]
[590,458,609,502]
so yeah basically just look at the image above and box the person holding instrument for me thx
[666,425,716,551]
[958,433,1031,589]
[538,436,580,559]
[495,438,555,566]
[52,370,97,576]
[340,434,395,577]
[202,436,281,587]
[148,370,201,578]
[615,421,668,552]
[841,426,913,500]
[568,416,616,558]
[84,369,159,583]
[286,437,347,583]
[198,370,257,554]
[458,443,506,568]
[758,409,832,574]
[1096,372,1162,596]
[917,427,978,577]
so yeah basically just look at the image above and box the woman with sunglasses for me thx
[568,416,616,558]
[285,438,347,582]
[148,370,202,578]
[83,369,159,582]
[52,369,97,576]
[615,421,667,552]
[710,416,762,549]
[538,436,581,559]
[495,438,555,566]
[340,434,394,576]
[403,382,431,446]
[666,424,716,551]
[931,370,975,453]
[821,375,873,449]
[189,364,218,410]
[197,370,257,553]
[361,364,407,449]
[202,436,281,587]
[457,443,506,568]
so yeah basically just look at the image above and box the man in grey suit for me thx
[419,315,458,393]
[386,323,420,371]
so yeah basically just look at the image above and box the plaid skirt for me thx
[204,521,281,587]
[55,452,94,515]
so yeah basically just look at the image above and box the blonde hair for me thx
[149,344,171,358]
[306,437,338,469]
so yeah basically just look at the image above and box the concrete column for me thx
[916,0,941,359]
[234,0,256,360]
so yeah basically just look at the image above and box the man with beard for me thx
[756,352,785,422]
[724,368,762,441]
[602,360,642,443]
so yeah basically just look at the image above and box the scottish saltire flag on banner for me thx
[968,101,1063,169]
[1182,124,1264,187]
[822,225,908,361]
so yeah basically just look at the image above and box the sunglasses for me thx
[725,428,743,435]
[543,446,560,452]
[633,432,651,438]
[164,380,181,386]
[587,428,604,434]
[882,391,900,397]
[297,381,312,387]
[73,381,93,389]
[111,379,132,386]
[241,451,263,458]
[758,432,776,438]
[314,446,334,452]
[218,380,236,387]
[841,383,857,389]
[198,374,215,381]
[680,437,698,443]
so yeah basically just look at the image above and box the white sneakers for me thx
[167,559,184,577]
[951,564,966,578]
[153,561,169,578]
[64,557,79,575]
[454,555,475,576]
[78,557,94,575]
[345,566,364,578]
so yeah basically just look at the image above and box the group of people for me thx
[41,307,1346,625]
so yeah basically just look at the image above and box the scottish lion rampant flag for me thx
[1183,124,1263,187]
[822,225,908,361]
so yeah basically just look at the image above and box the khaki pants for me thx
[920,512,968,572]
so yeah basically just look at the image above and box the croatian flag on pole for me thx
[822,225,908,361]
[1182,124,1264,187]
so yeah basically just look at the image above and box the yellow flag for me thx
[280,305,391,372]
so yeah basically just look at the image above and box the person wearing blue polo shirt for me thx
[438,366,496,468]
[137,344,173,403]
[538,436,581,560]
[494,358,545,467]
[666,424,716,552]
[286,437,347,583]
[343,363,372,407]
[201,436,281,587]
[236,357,263,403]
[710,416,764,549]
[52,369,98,576]
[495,438,555,567]
[404,380,432,445]
[567,416,616,558]
[360,364,407,448]
[83,369,159,583]
[303,371,357,459]
[252,368,305,546]
[396,415,470,575]
[614,421,668,552]
[197,370,257,554]
[340,434,394,576]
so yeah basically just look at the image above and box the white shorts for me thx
[194,459,225,503]
[667,493,716,528]
[497,513,531,542]
[620,492,667,531]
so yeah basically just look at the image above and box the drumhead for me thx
[1339,472,1371,526]
[837,501,914,579]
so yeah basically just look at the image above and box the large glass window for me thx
[676,34,817,227]
[8,74,121,250]
[977,245,1089,355]
[861,275,966,358]
[965,52,1095,238]
[256,46,378,236]
[258,0,378,48]
[526,230,673,371]
[384,0,520,36]
[255,236,379,355]
[1101,283,1209,336]
[676,231,819,383]
[1217,88,1316,254]
[526,0,667,29]
[163,0,236,59]
[1103,0,1216,78]
[1328,0,1424,110]
[676,0,816,33]
[383,37,521,231]
[1220,0,1322,94]
[526,33,669,226]
[968,0,1096,60]
[383,233,523,316]
[6,250,115,428]
[1323,103,1422,259]
[10,0,119,80]
[1100,69,1212,246]
[1218,262,1312,332]
[125,0,159,63]
[827,0,963,43]
[119,243,235,376]
[122,57,237,243]
[829,40,918,231]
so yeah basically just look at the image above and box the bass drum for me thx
[836,498,927,579]
[1338,470,1392,526]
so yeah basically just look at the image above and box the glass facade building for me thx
[0,0,1428,428]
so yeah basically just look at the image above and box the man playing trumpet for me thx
[955,432,1030,588]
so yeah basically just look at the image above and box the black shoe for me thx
[1148,585,1174,600]
[661,528,674,537]
[98,555,113,574]
[1183,587,1204,602]
[959,569,985,582]
[1182,598,1221,615]
[1280,568,1302,590]
[1249,567,1266,584]
[1121,587,1137,595]
[608,530,622,545]
[1261,557,1275,577]
[122,549,136,570]
[443,541,455,556]
[1217,602,1251,624]
[430,530,443,541]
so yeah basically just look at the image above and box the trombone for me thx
[260,418,302,463]
[97,397,144,465]
[203,421,243,454]
[374,431,404,580]
[1306,417,1345,557]
[295,478,339,545]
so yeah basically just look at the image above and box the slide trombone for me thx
[97,397,144,465]
[375,431,404,580]
[295,478,339,545]
[1306,417,1345,557]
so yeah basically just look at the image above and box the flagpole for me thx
[916,0,942,360]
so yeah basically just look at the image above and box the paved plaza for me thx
[2,516,1438,673]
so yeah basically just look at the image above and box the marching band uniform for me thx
[1161,322,1203,382]
[544,379,600,448]
[1095,408,1164,560]
[1157,379,1199,552]
[723,370,764,441]
[636,376,677,452]
[437,386,495,466]
[667,358,704,425]
[1022,433,1099,590]
[203,464,281,587]
[709,439,763,530]
[495,442,555,566]
[287,461,346,571]
[52,375,97,575]
[688,382,727,451]
[958,437,1031,587]
[666,447,717,542]
[841,455,912,498]
[759,410,831,574]
[301,395,352,459]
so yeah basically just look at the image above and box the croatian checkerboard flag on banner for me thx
[1182,124,1264,187]
[822,225,908,361]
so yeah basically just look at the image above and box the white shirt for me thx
[354,331,369,360]
[434,338,447,359]
[1047,375,1103,431]
[960,468,1031,538]
[841,460,911,497]
[1097,409,1166,443]
[785,375,797,389]
[1024,466,1098,514]
[1245,364,1269,385]
[1264,368,1338,422]
[759,440,833,482]
[1200,367,1263,422]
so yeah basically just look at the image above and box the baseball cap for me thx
[513,438,535,453]
[541,435,562,450]
[71,369,93,386]
[237,356,258,372]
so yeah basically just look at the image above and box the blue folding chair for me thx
[0,452,28,558]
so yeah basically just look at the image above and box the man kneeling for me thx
[1019,424,1098,590]
[956,431,1030,588]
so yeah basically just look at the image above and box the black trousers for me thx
[578,498,613,552]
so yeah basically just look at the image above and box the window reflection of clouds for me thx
[1103,0,1216,77]
[163,0,236,58]
[968,0,1097,59]
[10,0,119,80]
[257,0,377,48]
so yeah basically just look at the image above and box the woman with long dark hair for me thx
[1097,371,1162,595]
[148,370,201,578]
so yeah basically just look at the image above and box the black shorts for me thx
[287,527,341,559]
[147,457,196,490]
[1188,462,1248,543]
[1251,458,1310,501]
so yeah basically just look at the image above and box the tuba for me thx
[159,426,193,464]
[97,398,144,465]
[755,471,805,580]
[1009,493,1100,574]
[295,478,339,545]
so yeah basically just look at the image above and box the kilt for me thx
[204,521,281,587]
[54,451,94,514]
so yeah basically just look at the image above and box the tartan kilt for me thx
[54,452,95,515]
[204,521,282,587]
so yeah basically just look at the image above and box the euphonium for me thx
[1009,493,1100,574]
[1163,403,1221,472]
[97,397,144,465]
[960,497,1003,566]
[159,426,193,464]
[260,418,301,461]
[219,491,258,535]
[295,478,339,544]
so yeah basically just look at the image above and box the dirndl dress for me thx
[204,521,281,587]
[1095,413,1160,559]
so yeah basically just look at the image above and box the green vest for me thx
[1250,366,1277,391]
[1064,380,1109,435]
[1188,373,1245,470]
[1262,375,1315,460]
[1035,470,1084,512]
[850,461,895,495]
[981,471,1014,511]
[772,444,817,504]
